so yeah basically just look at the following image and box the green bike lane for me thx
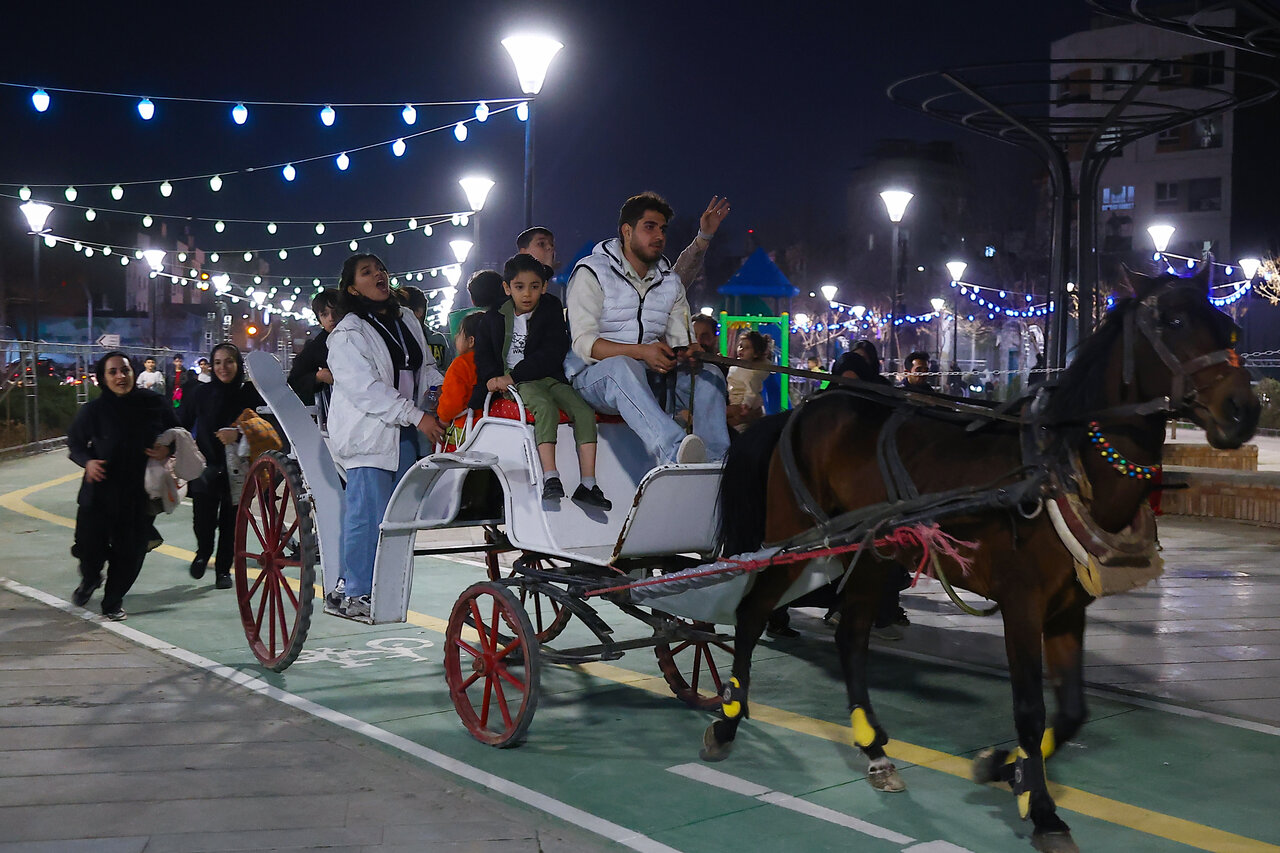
[3,451,1278,853]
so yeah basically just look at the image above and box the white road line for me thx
[666,763,916,846]
[3,577,684,853]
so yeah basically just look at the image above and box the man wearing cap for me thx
[566,192,731,466]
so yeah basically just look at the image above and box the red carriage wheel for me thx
[653,614,734,710]
[233,450,316,672]
[444,582,541,747]
[484,529,573,643]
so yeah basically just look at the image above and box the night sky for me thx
[0,1,1096,300]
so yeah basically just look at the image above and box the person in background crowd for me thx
[517,227,557,268]
[398,284,453,371]
[326,253,444,619]
[566,192,731,466]
[68,351,178,620]
[726,329,771,433]
[137,356,165,394]
[288,289,341,410]
[438,311,483,425]
[475,254,610,509]
[468,270,506,312]
[903,350,932,389]
[179,343,263,590]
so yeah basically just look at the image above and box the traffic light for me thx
[246,324,259,336]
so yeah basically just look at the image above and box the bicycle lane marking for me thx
[5,469,1279,853]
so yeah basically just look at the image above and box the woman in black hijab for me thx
[68,351,178,619]
[178,342,263,589]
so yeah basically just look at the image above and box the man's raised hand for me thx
[700,196,731,237]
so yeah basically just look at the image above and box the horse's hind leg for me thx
[835,564,905,792]
[994,604,1078,853]
[700,569,791,762]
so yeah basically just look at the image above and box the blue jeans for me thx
[341,427,419,598]
[572,356,729,463]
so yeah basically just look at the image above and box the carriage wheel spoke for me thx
[491,673,514,727]
[468,601,491,653]
[280,575,300,608]
[246,511,269,553]
[274,576,290,649]
[480,672,494,727]
[245,567,268,599]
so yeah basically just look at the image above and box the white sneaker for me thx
[340,594,371,618]
[676,434,707,464]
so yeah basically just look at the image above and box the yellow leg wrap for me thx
[1017,790,1032,819]
[721,677,742,719]
[850,706,876,747]
[1004,746,1026,765]
[1041,728,1056,760]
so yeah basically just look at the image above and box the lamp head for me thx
[458,177,495,212]
[449,240,474,264]
[946,260,967,282]
[930,297,946,313]
[501,35,564,95]
[142,249,166,271]
[879,190,914,223]
[1239,258,1261,280]
[19,201,53,233]
[1147,224,1175,253]
[442,265,463,286]
[852,305,867,319]
[820,284,838,302]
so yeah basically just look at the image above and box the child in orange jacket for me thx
[437,312,483,424]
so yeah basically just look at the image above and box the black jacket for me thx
[67,388,177,509]
[471,294,570,410]
[178,376,264,476]
[287,330,330,406]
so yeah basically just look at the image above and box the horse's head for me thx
[1128,266,1259,449]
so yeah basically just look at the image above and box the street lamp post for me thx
[143,250,166,350]
[502,35,563,229]
[880,190,913,371]
[930,297,945,368]
[946,260,967,392]
[820,284,838,361]
[19,201,53,441]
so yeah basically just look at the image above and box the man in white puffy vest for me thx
[566,192,730,465]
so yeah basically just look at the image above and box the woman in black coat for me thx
[68,351,178,619]
[178,343,263,589]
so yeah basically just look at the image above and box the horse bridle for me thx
[1117,284,1240,420]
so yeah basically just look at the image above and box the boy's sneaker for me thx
[340,594,371,619]
[542,477,565,501]
[324,578,346,613]
[675,434,706,464]
[572,484,612,510]
[102,608,127,622]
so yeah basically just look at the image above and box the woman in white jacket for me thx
[327,254,444,618]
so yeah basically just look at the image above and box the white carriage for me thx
[235,351,737,745]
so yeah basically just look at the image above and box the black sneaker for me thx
[542,477,565,501]
[893,607,910,627]
[189,556,209,579]
[571,484,612,510]
[72,579,100,607]
[214,571,232,590]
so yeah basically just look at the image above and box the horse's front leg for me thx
[836,561,905,792]
[700,567,792,762]
[1042,595,1089,757]
[982,601,1077,853]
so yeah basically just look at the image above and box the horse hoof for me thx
[699,724,734,762]
[972,747,1010,784]
[868,764,907,792]
[1032,830,1079,853]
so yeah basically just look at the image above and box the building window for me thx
[1101,186,1135,211]
[1157,61,1182,84]
[1189,51,1226,86]
[1187,177,1222,212]
[1155,181,1180,207]
[1156,125,1184,148]
[1194,117,1222,149]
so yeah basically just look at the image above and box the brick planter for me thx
[1162,442,1257,471]
[1161,467,1280,526]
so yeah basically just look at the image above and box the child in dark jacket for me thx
[473,254,610,510]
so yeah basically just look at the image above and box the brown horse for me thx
[703,267,1258,853]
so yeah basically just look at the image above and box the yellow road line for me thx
[3,469,1275,852]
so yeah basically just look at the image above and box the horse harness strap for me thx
[1123,289,1238,413]
[876,407,920,502]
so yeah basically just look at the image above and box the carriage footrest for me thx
[424,451,499,469]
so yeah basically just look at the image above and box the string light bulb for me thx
[243,251,253,262]
[402,103,417,125]
[278,249,288,260]
[31,89,50,112]
[19,186,31,201]
[320,104,335,126]
[408,218,417,230]
[137,98,155,120]
[392,138,406,157]
[517,102,529,121]
[349,239,358,251]
[142,215,153,228]
[267,222,277,234]
[85,209,96,221]
[336,152,350,170]
[314,222,325,235]
[232,102,248,124]
[475,101,489,122]
[64,186,77,202]
[362,221,372,233]
[209,174,223,192]
[313,245,322,256]
[214,220,225,232]
[454,122,468,142]
[111,185,123,201]
[423,224,433,236]
[159,180,173,197]
[210,252,220,263]
[282,163,296,182]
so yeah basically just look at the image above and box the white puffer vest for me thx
[573,238,681,345]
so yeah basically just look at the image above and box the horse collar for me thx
[1086,422,1160,480]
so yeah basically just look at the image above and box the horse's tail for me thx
[717,411,791,556]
